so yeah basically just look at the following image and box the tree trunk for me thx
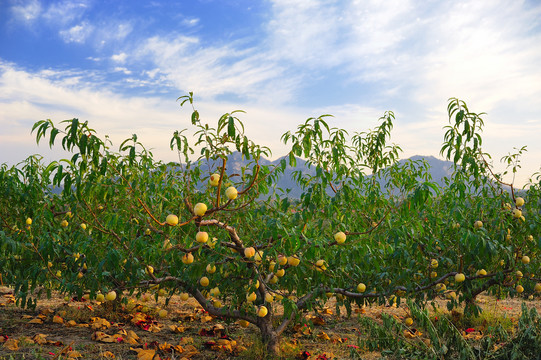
[259,317,280,356]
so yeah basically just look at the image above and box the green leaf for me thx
[228,116,235,137]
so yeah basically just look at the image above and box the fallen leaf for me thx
[67,350,82,358]
[318,307,333,315]
[126,330,140,345]
[200,315,214,323]
[199,324,225,337]
[176,312,197,322]
[103,351,115,358]
[130,348,158,360]
[29,318,44,324]
[169,325,185,333]
[144,340,160,350]
[32,334,48,345]
[42,308,54,315]
[131,312,161,332]
[91,317,111,330]
[317,332,331,341]
[3,338,19,351]
[403,328,422,339]
[92,331,121,343]
[462,329,484,340]
[293,324,312,336]
[53,315,64,324]
[330,335,347,343]
[159,342,172,351]
[66,320,77,327]
[182,344,199,357]
[179,337,193,345]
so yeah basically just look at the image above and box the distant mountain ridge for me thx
[48,153,458,198]
[217,152,456,198]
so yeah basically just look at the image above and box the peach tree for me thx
[0,94,540,355]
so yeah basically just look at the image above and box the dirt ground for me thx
[1,286,540,360]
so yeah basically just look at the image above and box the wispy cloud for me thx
[59,21,94,43]
[113,67,131,75]
[10,0,42,24]
[0,60,303,166]
[134,34,295,102]
[42,0,88,25]
[182,17,199,27]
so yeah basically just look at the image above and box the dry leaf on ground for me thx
[130,348,157,360]
[2,338,19,351]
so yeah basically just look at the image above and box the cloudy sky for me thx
[1,0,540,186]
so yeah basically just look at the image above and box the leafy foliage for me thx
[1,95,540,355]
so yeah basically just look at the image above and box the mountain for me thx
[46,153,458,198]
[218,152,456,198]
[400,155,455,183]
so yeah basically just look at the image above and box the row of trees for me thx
[1,95,540,355]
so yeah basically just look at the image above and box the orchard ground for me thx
[1,286,540,359]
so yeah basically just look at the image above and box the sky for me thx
[1,0,541,187]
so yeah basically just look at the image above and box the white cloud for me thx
[59,21,94,43]
[135,34,295,102]
[0,61,303,168]
[113,67,132,75]
[144,68,160,79]
[95,21,133,45]
[111,53,128,63]
[42,0,88,25]
[10,0,42,24]
[265,0,415,74]
[182,18,199,27]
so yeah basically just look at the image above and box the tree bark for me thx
[259,317,280,356]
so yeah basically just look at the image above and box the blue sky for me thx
[1,0,541,186]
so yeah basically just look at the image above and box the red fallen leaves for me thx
[130,312,162,332]
[199,324,225,337]
[293,323,313,337]
[298,350,336,359]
